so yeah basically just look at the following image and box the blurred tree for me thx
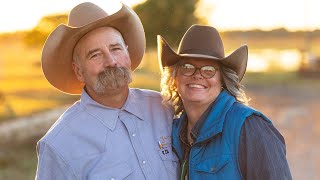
[24,14,67,47]
[133,0,206,48]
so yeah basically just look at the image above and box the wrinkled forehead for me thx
[73,26,126,57]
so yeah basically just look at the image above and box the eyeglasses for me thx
[178,63,219,79]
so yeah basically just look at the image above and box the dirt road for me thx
[246,85,320,179]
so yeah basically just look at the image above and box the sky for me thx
[0,0,319,33]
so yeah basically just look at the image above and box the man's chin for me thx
[95,84,129,94]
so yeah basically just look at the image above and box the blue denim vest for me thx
[172,90,272,179]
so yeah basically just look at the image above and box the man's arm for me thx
[36,141,76,180]
[239,115,292,180]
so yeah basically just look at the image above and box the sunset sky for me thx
[0,0,319,33]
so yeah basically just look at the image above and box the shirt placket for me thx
[119,111,156,180]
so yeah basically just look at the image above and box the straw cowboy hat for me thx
[157,24,248,81]
[41,2,145,94]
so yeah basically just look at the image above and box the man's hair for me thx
[160,62,249,115]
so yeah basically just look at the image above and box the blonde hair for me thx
[160,63,249,115]
[160,64,183,115]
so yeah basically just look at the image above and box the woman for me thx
[158,25,292,179]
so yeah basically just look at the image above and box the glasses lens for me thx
[200,66,217,78]
[180,64,195,76]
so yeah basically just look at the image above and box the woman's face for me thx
[175,58,223,107]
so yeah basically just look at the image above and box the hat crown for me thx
[68,2,109,27]
[178,25,225,58]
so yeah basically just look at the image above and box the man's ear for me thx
[72,62,84,82]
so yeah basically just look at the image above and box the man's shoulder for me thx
[38,102,82,144]
[38,102,107,159]
[129,88,174,118]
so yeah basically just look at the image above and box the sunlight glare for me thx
[208,0,320,31]
[247,54,269,72]
[279,50,301,71]
[0,0,144,33]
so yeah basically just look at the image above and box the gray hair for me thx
[220,66,249,105]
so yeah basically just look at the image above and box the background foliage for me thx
[133,0,204,47]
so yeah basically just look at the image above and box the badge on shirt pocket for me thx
[157,135,172,160]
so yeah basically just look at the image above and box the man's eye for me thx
[90,53,100,59]
[111,47,122,51]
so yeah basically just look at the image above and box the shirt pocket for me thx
[88,162,132,180]
[194,155,231,174]
[158,149,180,175]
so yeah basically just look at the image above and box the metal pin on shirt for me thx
[158,141,163,149]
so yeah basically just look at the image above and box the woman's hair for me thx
[220,66,249,105]
[160,64,183,114]
[160,62,249,115]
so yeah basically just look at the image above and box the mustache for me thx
[96,66,132,90]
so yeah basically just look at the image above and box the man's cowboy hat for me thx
[157,24,248,81]
[42,2,145,94]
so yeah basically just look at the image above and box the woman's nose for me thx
[192,69,203,79]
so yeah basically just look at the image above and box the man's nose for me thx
[103,51,117,67]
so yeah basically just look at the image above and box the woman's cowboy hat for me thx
[41,2,145,95]
[157,24,248,81]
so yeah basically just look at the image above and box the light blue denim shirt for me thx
[36,88,179,180]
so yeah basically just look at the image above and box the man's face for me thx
[72,27,132,94]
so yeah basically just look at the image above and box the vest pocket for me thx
[194,155,231,174]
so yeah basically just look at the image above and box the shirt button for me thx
[132,133,136,137]
[142,160,146,164]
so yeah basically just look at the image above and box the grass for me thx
[243,71,320,88]
[0,138,38,180]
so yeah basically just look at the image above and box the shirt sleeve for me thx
[35,141,76,180]
[239,115,292,180]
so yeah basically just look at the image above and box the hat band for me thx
[179,49,224,58]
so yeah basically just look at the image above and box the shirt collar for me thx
[176,90,236,144]
[79,88,144,131]
[121,89,145,121]
[80,89,120,131]
[179,101,214,145]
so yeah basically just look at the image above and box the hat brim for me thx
[157,35,248,81]
[42,4,145,95]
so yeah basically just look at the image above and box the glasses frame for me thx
[178,63,219,79]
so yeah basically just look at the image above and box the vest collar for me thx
[172,90,236,157]
[195,90,235,143]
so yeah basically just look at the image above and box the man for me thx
[36,2,178,180]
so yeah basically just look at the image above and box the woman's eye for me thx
[183,64,194,69]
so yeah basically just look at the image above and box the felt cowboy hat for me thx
[157,24,248,81]
[41,2,145,95]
